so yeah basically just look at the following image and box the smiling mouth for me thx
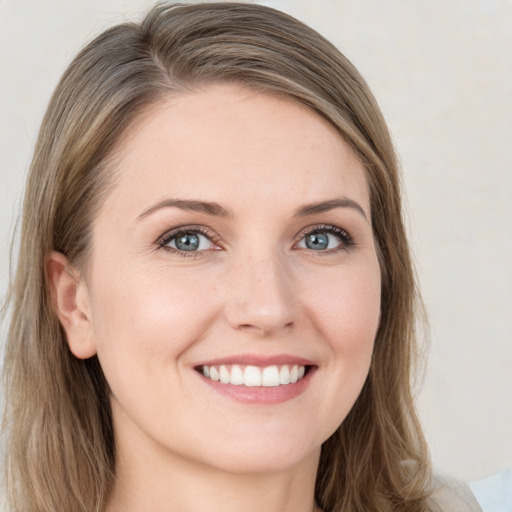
[195,364,312,387]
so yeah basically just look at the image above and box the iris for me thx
[175,233,200,251]
[305,232,329,250]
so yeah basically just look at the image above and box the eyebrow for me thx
[137,196,368,221]
[294,198,368,221]
[138,199,233,220]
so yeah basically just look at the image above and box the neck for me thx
[105,402,322,512]
[107,444,322,512]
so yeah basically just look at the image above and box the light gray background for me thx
[1,0,510,482]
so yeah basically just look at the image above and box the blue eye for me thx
[173,233,201,251]
[296,226,353,252]
[158,228,217,254]
[304,232,330,250]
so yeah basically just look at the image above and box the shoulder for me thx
[428,474,482,512]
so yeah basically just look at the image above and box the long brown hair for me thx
[2,3,431,511]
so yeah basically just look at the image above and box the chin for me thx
[202,443,321,475]
[181,423,325,475]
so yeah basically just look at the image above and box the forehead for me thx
[103,83,370,217]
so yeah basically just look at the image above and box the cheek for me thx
[307,262,381,352]
[88,263,222,375]
[304,262,380,418]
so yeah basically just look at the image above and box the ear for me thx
[46,251,97,359]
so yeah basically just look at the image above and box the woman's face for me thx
[78,83,381,474]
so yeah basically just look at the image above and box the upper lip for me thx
[194,354,316,367]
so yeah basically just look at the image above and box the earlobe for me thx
[46,251,97,359]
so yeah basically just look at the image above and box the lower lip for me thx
[196,367,316,404]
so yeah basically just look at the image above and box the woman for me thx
[2,2,481,511]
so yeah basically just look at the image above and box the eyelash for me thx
[155,224,355,259]
[156,226,221,259]
[295,224,355,255]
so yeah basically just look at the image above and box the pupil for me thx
[176,233,200,251]
[306,232,328,250]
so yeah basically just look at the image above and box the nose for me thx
[223,253,297,337]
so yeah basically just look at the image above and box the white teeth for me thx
[279,365,290,385]
[262,366,280,387]
[290,365,299,383]
[200,364,307,387]
[219,365,230,384]
[244,366,262,387]
[230,365,244,385]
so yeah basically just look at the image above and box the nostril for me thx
[235,320,294,337]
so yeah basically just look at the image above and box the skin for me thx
[48,83,381,512]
